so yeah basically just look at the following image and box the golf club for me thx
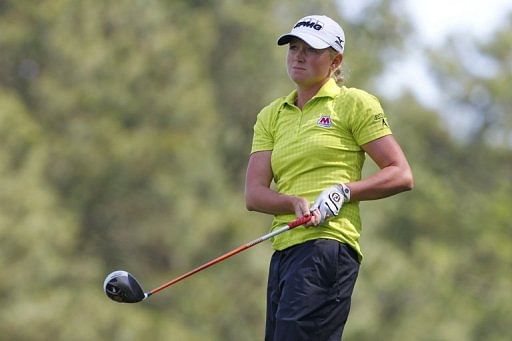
[104,214,311,303]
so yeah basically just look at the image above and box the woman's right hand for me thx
[291,196,320,227]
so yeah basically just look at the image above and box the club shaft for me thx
[147,215,311,297]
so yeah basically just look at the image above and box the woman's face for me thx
[286,38,337,88]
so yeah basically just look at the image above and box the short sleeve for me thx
[348,89,392,146]
[250,99,284,154]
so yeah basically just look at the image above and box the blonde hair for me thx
[329,48,344,84]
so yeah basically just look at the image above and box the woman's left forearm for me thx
[347,135,414,202]
[346,164,413,201]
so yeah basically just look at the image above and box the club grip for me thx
[287,215,312,229]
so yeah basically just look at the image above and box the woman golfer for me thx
[245,14,413,340]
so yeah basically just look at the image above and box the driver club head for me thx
[103,270,147,303]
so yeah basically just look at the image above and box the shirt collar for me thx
[283,78,340,106]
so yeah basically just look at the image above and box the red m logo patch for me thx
[317,115,332,128]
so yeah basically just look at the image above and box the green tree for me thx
[347,12,512,340]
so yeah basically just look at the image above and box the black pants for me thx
[265,239,360,341]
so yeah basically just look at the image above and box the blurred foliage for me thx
[0,0,510,340]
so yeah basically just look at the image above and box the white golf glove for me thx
[310,184,351,224]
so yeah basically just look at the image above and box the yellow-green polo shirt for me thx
[251,79,392,261]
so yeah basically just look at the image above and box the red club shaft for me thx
[147,215,311,297]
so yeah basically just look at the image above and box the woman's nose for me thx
[295,48,306,61]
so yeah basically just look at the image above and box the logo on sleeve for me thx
[317,115,332,128]
[374,113,389,127]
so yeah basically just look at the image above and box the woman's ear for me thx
[332,53,343,68]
